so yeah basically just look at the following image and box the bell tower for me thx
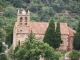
[13,10,30,49]
[17,10,30,25]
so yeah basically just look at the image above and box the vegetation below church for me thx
[68,50,80,60]
[13,32,62,60]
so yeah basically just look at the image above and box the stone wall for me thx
[59,34,69,50]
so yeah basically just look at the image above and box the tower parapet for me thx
[17,10,30,24]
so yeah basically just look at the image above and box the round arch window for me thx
[20,17,23,22]
[25,17,27,22]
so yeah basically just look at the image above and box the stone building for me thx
[13,10,75,51]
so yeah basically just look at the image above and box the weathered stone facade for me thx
[13,10,75,51]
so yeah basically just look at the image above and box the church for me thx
[13,10,75,51]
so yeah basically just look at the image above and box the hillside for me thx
[0,0,80,47]
[0,0,80,30]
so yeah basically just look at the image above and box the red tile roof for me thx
[68,27,76,36]
[28,22,75,36]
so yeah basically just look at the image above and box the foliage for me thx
[43,19,55,48]
[23,0,30,3]
[14,32,55,60]
[0,0,80,30]
[3,5,17,18]
[0,0,10,7]
[0,18,5,28]
[7,45,14,60]
[0,41,3,53]
[5,18,16,48]
[54,51,63,60]
[73,21,80,50]
[0,28,5,41]
[30,12,38,21]
[68,50,80,60]
[12,0,23,8]
[0,6,4,12]
[0,54,8,60]
[55,22,61,48]
[43,20,61,49]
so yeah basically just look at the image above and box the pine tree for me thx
[55,22,61,48]
[43,19,55,48]
[73,21,80,50]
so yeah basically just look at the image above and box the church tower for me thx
[13,10,30,49]
[17,10,30,25]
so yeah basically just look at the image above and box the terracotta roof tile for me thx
[28,22,71,35]
[68,27,76,36]
[60,23,69,35]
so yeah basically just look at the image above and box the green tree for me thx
[54,51,63,60]
[0,28,5,42]
[23,0,30,3]
[73,21,80,50]
[0,54,8,60]
[3,5,17,18]
[68,50,80,60]
[55,22,61,48]
[43,19,55,48]
[0,6,4,12]
[14,32,54,60]
[12,0,23,8]
[5,18,16,48]
[0,41,3,53]
[0,18,4,28]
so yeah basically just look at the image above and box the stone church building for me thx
[13,10,75,51]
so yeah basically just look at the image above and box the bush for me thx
[68,50,80,60]
[0,53,8,60]
[0,6,4,12]
[54,51,63,60]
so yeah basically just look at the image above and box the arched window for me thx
[20,17,23,22]
[61,40,63,44]
[20,30,22,32]
[25,17,27,22]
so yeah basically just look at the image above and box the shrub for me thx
[68,50,80,60]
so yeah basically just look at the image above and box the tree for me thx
[5,25,13,48]
[12,0,23,8]
[14,32,55,60]
[3,5,17,18]
[55,22,61,48]
[73,21,80,50]
[5,18,16,48]
[0,18,4,28]
[23,0,30,3]
[68,50,80,60]
[0,54,8,60]
[54,51,63,60]
[43,19,56,48]
[0,28,5,42]
[0,41,8,60]
[0,41,3,53]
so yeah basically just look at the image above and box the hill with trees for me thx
[0,0,80,55]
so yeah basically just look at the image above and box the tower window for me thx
[20,17,23,22]
[20,30,22,32]
[61,40,63,44]
[25,23,27,25]
[20,23,22,25]
[25,17,27,22]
